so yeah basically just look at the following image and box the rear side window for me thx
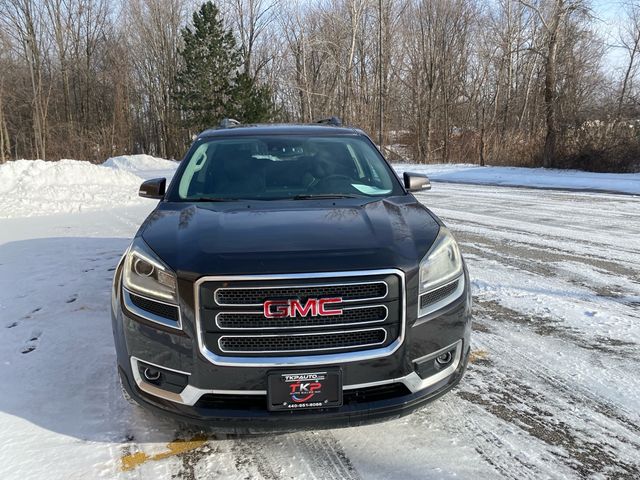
[171,135,402,200]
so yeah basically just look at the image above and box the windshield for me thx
[170,135,403,201]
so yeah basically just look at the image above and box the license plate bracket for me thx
[267,369,342,411]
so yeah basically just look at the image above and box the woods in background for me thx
[1,0,640,172]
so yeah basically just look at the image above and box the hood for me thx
[140,196,441,277]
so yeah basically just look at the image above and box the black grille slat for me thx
[130,293,179,321]
[343,383,411,403]
[420,280,459,309]
[216,282,386,305]
[219,329,386,353]
[216,306,387,330]
[194,383,411,410]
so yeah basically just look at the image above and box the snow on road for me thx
[0,158,639,479]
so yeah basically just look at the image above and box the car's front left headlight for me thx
[418,227,463,317]
[123,237,178,304]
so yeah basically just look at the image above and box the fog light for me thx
[435,352,453,366]
[413,343,460,379]
[143,368,161,382]
[135,359,189,394]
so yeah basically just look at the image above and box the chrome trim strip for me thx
[130,356,266,406]
[133,356,191,376]
[129,340,462,406]
[123,288,182,330]
[217,327,388,354]
[214,304,389,331]
[343,340,463,393]
[417,276,464,319]
[193,269,406,367]
[213,280,389,307]
[402,340,463,392]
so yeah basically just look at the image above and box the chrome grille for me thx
[216,305,388,330]
[198,272,402,358]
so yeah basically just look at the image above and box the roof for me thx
[197,123,367,138]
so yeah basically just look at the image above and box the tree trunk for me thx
[543,15,560,168]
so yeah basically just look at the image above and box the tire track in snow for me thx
[459,301,640,479]
[225,431,362,480]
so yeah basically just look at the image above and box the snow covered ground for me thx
[0,156,639,479]
[394,163,640,195]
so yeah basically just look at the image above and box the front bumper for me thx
[111,266,472,431]
[119,344,469,432]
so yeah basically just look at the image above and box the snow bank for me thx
[103,154,178,178]
[2,154,637,220]
[0,155,177,219]
[393,163,640,195]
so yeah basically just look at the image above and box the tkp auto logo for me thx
[263,297,343,318]
[284,373,325,403]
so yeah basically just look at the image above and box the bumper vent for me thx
[419,280,460,310]
[129,292,180,322]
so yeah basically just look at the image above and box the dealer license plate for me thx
[267,370,342,411]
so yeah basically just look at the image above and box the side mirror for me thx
[139,178,166,199]
[403,172,431,192]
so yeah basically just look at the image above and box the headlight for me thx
[418,227,463,316]
[123,237,178,303]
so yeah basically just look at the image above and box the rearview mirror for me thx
[139,178,166,199]
[403,172,431,192]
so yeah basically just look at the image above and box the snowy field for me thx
[0,156,639,479]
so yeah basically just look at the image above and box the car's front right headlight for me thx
[418,227,464,317]
[123,237,178,304]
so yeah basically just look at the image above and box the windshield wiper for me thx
[187,197,243,202]
[291,194,359,200]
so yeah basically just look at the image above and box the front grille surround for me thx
[193,269,406,367]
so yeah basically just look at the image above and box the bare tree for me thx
[0,0,634,171]
[1,0,48,159]
[222,0,279,77]
[617,2,640,121]
[518,0,586,167]
[127,0,187,158]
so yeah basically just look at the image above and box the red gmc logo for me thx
[263,297,343,318]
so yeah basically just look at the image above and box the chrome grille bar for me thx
[214,304,388,330]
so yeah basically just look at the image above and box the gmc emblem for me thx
[263,297,343,318]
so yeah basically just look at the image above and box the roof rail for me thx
[218,118,241,129]
[315,116,342,127]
